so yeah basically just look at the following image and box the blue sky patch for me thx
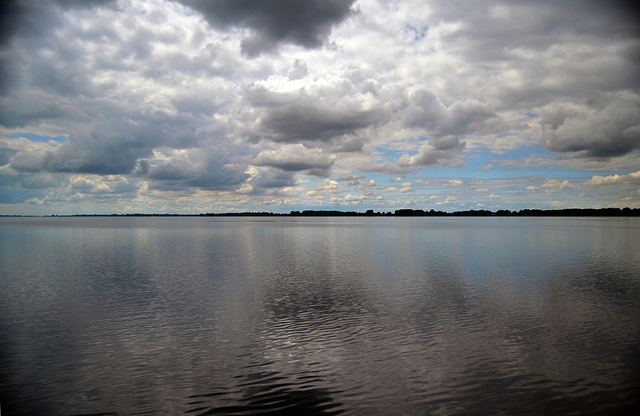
[9,133,67,143]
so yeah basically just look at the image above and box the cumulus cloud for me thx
[241,166,302,193]
[541,99,640,158]
[254,144,334,176]
[399,182,413,193]
[307,178,343,196]
[358,179,380,189]
[337,174,365,187]
[175,0,357,57]
[585,170,640,186]
[384,87,498,170]
[68,174,134,194]
[541,179,579,193]
[9,121,172,174]
[374,136,467,174]
[146,148,248,191]
[580,170,640,205]
[243,84,387,144]
[436,196,457,205]
[0,0,117,46]
[278,186,304,197]
[426,0,640,69]
[409,136,466,167]
[443,179,465,187]
[404,87,498,137]
[330,193,366,205]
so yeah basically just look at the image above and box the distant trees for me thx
[13,207,637,218]
[288,208,640,217]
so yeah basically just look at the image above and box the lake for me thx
[1,216,639,415]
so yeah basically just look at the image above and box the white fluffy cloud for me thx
[307,179,344,196]
[585,171,640,186]
[541,179,579,193]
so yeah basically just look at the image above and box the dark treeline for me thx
[382,207,640,217]
[290,207,640,217]
[3,207,640,217]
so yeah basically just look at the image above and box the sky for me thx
[1,0,639,214]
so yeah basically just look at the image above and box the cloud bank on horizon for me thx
[1,0,639,214]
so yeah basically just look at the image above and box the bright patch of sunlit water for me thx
[1,217,639,415]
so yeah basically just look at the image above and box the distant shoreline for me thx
[2,208,639,217]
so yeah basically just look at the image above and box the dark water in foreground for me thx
[1,216,639,415]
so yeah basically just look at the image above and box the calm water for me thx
[1,216,639,415]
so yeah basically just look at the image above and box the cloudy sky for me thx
[1,0,639,214]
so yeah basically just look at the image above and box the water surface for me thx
[1,217,639,415]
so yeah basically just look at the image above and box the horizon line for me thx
[2,207,640,218]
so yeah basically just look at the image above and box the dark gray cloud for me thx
[0,182,40,204]
[0,0,116,46]
[541,99,640,158]
[147,150,248,191]
[424,0,640,112]
[327,136,367,153]
[254,144,334,176]
[429,0,640,58]
[254,170,298,189]
[243,86,386,143]
[0,171,62,191]
[404,87,497,138]
[176,0,357,56]
[7,110,214,175]
[244,167,301,192]
[410,136,466,167]
[0,147,17,166]
[0,1,22,46]
[0,89,84,128]
[257,103,381,142]
[10,137,150,175]
[337,174,365,187]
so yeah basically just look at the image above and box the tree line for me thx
[5,207,639,217]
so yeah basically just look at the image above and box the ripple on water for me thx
[2,217,640,415]
[185,369,346,416]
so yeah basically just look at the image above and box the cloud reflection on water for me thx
[0,217,639,415]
